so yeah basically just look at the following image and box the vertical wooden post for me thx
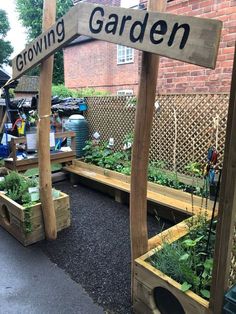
[38,0,57,240]
[130,0,166,297]
[210,43,236,312]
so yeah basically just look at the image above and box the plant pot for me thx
[133,219,211,314]
[0,191,70,246]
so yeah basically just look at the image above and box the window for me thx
[117,90,134,96]
[117,45,134,64]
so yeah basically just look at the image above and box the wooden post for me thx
[130,0,166,297]
[210,43,236,312]
[37,0,57,240]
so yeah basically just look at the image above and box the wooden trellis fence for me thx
[85,94,229,174]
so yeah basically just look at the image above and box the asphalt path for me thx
[37,180,172,314]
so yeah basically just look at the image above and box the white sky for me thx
[0,0,27,76]
[120,0,139,8]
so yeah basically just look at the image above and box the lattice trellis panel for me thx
[85,96,136,150]
[85,94,229,173]
[150,94,229,172]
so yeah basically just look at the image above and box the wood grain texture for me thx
[37,0,57,240]
[12,1,222,79]
[65,162,211,220]
[130,0,166,300]
[76,3,221,69]
[0,192,70,246]
[134,219,211,313]
[210,43,236,313]
[12,6,79,80]
[72,160,215,209]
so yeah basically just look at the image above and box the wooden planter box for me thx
[0,192,70,246]
[134,219,211,314]
[66,160,215,219]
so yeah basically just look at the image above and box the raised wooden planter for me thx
[0,191,70,246]
[65,160,215,219]
[134,219,211,314]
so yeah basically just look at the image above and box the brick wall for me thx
[64,40,139,94]
[159,0,235,94]
[64,0,235,94]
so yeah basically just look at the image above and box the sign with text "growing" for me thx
[12,2,222,80]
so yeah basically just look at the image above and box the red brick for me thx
[64,0,235,94]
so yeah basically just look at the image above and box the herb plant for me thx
[149,214,216,300]
[0,172,38,205]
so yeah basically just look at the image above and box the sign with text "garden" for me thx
[12,2,222,80]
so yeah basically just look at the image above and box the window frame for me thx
[117,45,134,65]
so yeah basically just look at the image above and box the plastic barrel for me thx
[65,114,89,157]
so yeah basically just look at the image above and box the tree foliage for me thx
[0,10,14,66]
[16,0,73,84]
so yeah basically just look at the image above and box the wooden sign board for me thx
[12,2,222,80]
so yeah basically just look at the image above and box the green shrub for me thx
[52,85,109,98]
[52,84,79,98]
[0,172,38,205]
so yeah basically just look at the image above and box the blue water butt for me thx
[66,114,89,157]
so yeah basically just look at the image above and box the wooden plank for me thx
[12,6,79,80]
[12,2,222,79]
[130,0,166,299]
[37,0,57,241]
[76,3,221,69]
[65,165,209,218]
[133,298,156,314]
[4,132,76,172]
[134,261,210,314]
[210,44,236,312]
[7,131,76,145]
[0,112,7,134]
[0,192,69,221]
[72,160,213,209]
[0,205,70,246]
[73,160,131,183]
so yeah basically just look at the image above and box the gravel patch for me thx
[37,180,172,314]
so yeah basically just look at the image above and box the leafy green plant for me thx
[82,135,205,196]
[149,215,216,300]
[185,162,202,177]
[52,85,109,98]
[23,203,35,234]
[0,172,38,205]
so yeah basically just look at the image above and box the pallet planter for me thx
[0,191,70,246]
[134,219,211,314]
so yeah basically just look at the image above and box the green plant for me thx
[23,202,35,233]
[149,215,216,299]
[52,85,109,98]
[52,84,80,98]
[185,162,202,177]
[0,172,38,205]
[82,135,205,197]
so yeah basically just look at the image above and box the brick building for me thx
[64,0,235,95]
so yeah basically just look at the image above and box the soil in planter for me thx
[37,180,173,314]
